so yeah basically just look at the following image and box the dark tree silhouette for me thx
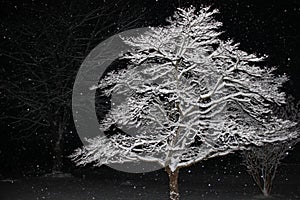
[242,95,300,197]
[0,0,145,174]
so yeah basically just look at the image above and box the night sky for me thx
[1,0,300,180]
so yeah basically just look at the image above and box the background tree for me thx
[242,95,300,197]
[71,6,296,200]
[0,0,145,174]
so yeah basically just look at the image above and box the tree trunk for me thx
[52,121,63,173]
[166,166,180,200]
[262,174,272,197]
[262,187,271,197]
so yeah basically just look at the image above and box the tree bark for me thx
[166,166,180,200]
[262,173,272,197]
[262,187,271,197]
[52,120,64,173]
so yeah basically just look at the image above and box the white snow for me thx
[71,6,296,175]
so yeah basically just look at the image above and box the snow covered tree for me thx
[242,95,300,197]
[71,6,296,200]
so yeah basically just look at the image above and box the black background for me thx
[0,0,299,178]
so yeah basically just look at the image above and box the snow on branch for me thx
[241,95,300,196]
[72,6,297,172]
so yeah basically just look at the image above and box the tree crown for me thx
[71,6,296,172]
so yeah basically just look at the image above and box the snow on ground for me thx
[0,164,299,200]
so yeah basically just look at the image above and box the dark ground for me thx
[0,163,299,200]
